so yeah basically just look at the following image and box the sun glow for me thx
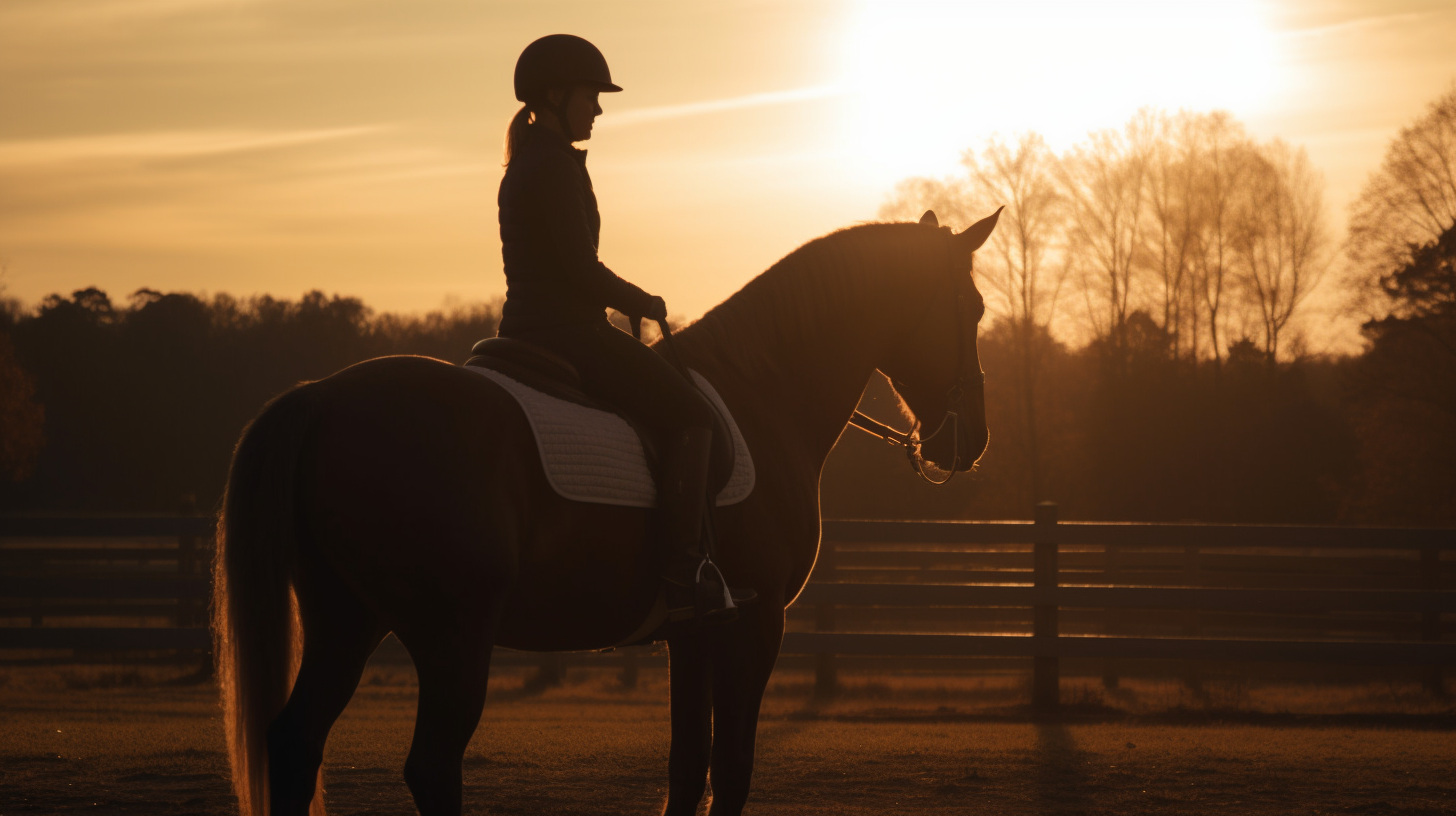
[839,0,1282,187]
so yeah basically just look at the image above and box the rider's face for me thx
[552,86,602,142]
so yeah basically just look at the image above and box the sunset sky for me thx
[2,0,1454,350]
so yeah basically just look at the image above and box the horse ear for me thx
[956,206,1004,252]
[919,210,938,228]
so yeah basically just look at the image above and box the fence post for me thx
[28,550,43,628]
[1421,546,1445,697]
[1033,502,1059,710]
[177,498,198,630]
[815,540,839,698]
[1101,542,1120,689]
[1183,543,1203,692]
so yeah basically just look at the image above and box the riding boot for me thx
[660,426,756,624]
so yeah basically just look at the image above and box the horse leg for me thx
[267,546,388,815]
[664,634,713,816]
[397,610,501,816]
[704,606,785,816]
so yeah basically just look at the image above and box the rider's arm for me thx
[540,155,657,318]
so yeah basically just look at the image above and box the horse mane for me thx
[676,221,947,382]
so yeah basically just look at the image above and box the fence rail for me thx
[820,518,1456,549]
[2,508,1452,704]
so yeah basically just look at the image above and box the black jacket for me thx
[497,124,655,334]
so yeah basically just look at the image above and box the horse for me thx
[212,207,1001,816]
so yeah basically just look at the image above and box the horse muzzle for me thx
[918,406,988,473]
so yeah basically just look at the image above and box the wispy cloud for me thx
[604,85,847,127]
[0,0,255,28]
[1281,10,1433,39]
[0,126,383,166]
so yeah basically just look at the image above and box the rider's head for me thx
[505,35,621,162]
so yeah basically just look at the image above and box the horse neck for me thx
[681,228,941,466]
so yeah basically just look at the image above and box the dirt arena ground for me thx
[2,663,1453,815]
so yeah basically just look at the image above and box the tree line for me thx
[0,86,1453,523]
[0,288,496,512]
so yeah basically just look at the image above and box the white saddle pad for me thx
[466,366,755,508]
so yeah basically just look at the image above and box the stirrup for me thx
[666,559,757,625]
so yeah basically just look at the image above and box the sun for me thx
[837,0,1281,187]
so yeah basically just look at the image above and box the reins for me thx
[847,374,983,486]
[652,317,690,378]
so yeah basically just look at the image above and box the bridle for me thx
[847,255,985,486]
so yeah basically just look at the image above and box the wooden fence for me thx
[3,508,1453,705]
[797,504,1455,703]
[0,516,214,651]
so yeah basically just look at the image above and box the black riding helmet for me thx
[514,35,621,140]
[514,34,623,101]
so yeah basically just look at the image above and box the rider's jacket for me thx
[498,123,655,335]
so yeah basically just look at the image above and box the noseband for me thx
[848,258,983,486]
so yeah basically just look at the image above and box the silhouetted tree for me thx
[1142,112,1202,361]
[1058,114,1153,367]
[1347,80,1456,314]
[1234,140,1332,362]
[0,273,45,482]
[1346,224,1456,523]
[0,326,45,482]
[1187,112,1256,370]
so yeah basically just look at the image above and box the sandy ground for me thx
[1,665,1453,815]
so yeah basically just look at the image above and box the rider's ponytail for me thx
[503,104,533,166]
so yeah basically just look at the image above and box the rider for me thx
[496,34,752,624]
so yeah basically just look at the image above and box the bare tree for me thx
[967,134,1068,344]
[1348,80,1456,316]
[1187,111,1254,368]
[963,134,1066,499]
[1141,111,1202,360]
[1235,140,1332,361]
[1057,114,1154,367]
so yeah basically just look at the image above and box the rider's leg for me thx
[657,423,720,620]
[509,319,750,620]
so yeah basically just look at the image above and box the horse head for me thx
[877,206,1002,476]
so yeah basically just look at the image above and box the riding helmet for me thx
[514,34,623,103]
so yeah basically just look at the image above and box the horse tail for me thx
[212,383,320,816]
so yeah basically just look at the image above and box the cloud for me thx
[0,126,383,167]
[1281,10,1433,40]
[603,85,847,128]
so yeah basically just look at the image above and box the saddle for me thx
[465,337,739,499]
